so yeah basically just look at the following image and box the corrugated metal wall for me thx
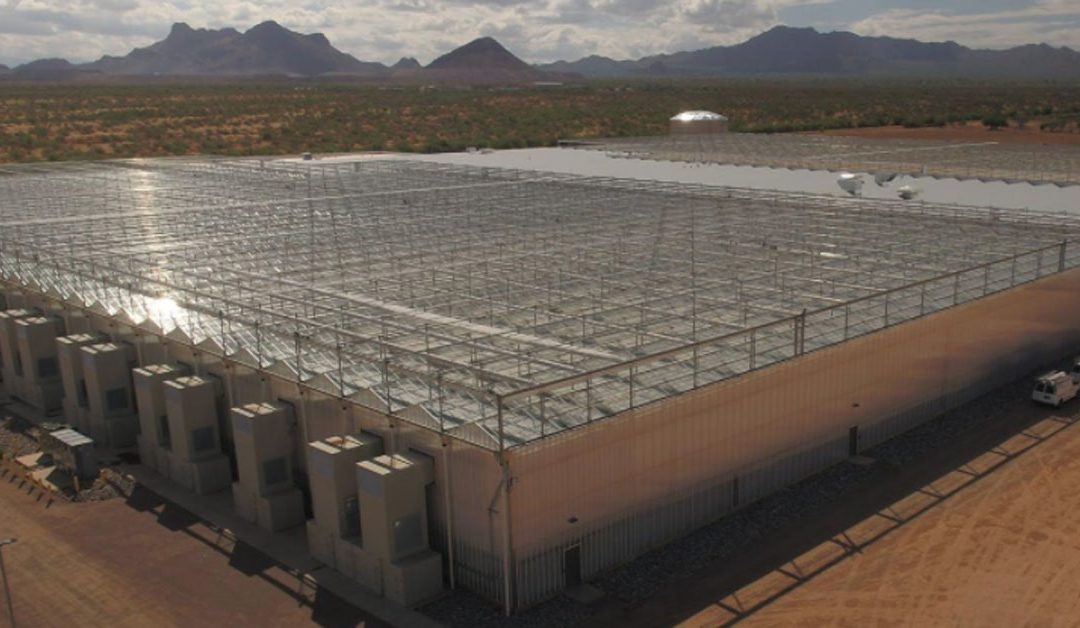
[513,433,849,607]
[507,267,1080,609]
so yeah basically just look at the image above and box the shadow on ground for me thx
[587,367,1077,627]
[121,482,389,627]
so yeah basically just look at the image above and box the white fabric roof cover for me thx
[670,110,728,122]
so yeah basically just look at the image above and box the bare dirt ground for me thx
[0,469,387,628]
[587,380,1080,627]
[806,123,1080,146]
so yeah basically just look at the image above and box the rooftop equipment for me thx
[670,110,729,135]
[837,172,865,196]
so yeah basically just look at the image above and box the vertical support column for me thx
[749,328,757,370]
[441,438,456,590]
[501,452,515,617]
[794,310,806,356]
[585,381,592,423]
[496,393,505,453]
[692,344,700,389]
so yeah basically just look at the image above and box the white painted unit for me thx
[57,333,102,430]
[0,308,35,400]
[14,316,64,413]
[133,363,188,473]
[355,453,442,606]
[231,401,305,531]
[80,343,138,448]
[306,434,383,572]
[163,375,231,494]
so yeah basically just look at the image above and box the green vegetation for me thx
[981,113,1009,130]
[0,79,1078,163]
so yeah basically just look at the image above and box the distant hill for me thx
[392,57,421,71]
[425,37,542,82]
[541,55,628,77]
[10,58,99,80]
[85,21,388,77]
[428,37,533,71]
[539,25,1080,78]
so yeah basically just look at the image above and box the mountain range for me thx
[4,22,1080,81]
[3,22,543,81]
[88,22,388,77]
[539,26,1080,78]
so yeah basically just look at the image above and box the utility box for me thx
[163,376,230,494]
[80,343,138,448]
[15,316,64,413]
[133,363,188,473]
[40,427,98,480]
[305,434,383,568]
[57,334,101,431]
[354,453,442,606]
[231,402,305,532]
[0,308,35,399]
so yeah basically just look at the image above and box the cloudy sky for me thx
[1,0,1079,67]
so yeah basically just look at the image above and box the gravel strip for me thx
[2,406,134,502]
[0,412,42,458]
[74,468,136,502]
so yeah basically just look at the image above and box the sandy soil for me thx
[693,416,1080,627]
[806,123,1080,146]
[0,468,386,628]
[589,392,1080,627]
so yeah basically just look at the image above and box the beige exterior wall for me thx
[507,267,1080,606]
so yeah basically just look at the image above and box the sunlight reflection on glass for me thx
[146,295,182,327]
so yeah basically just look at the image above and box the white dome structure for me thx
[670,110,728,122]
[670,110,729,135]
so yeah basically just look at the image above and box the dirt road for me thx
[0,470,385,628]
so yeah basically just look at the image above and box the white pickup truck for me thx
[1032,370,1080,407]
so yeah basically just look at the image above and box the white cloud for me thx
[850,1,1080,49]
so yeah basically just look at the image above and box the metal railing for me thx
[498,240,1077,449]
